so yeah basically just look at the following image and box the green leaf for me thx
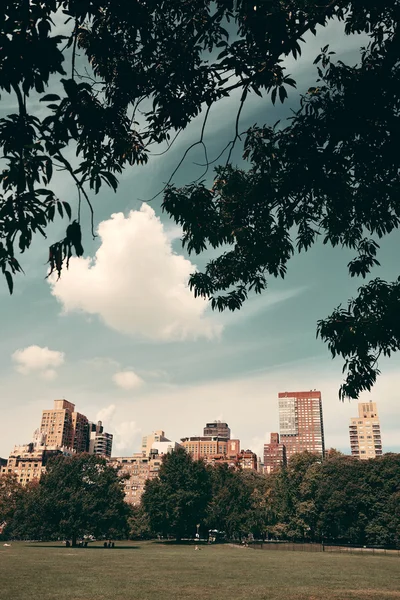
[5,271,13,294]
[40,94,61,102]
[36,189,53,196]
[63,202,72,220]
[279,86,288,103]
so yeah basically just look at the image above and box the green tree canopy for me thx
[206,464,271,539]
[142,448,211,541]
[11,454,129,545]
[296,453,400,545]
[0,473,21,536]
[1,1,399,397]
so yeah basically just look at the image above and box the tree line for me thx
[1,449,399,548]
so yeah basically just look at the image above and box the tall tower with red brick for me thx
[278,390,325,460]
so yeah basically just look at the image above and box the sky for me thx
[1,15,399,460]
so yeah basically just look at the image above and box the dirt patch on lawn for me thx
[340,590,400,598]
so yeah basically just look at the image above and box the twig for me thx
[71,19,78,81]
[224,85,248,167]
[193,141,210,183]
[140,103,212,202]
[147,130,182,157]
[193,140,233,168]
[77,186,82,223]
[55,152,96,238]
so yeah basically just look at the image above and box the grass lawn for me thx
[0,541,399,600]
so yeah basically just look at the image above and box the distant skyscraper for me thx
[264,432,286,474]
[349,401,382,459]
[203,421,231,439]
[278,391,325,460]
[72,411,90,453]
[141,430,170,457]
[40,400,90,452]
[89,421,113,458]
[40,399,75,448]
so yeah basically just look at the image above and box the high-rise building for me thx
[141,430,170,457]
[264,432,287,474]
[349,401,382,459]
[71,412,90,453]
[203,421,231,439]
[89,421,113,458]
[40,399,75,448]
[39,400,106,454]
[278,391,325,460]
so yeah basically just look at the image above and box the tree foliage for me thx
[2,450,400,547]
[0,473,21,537]
[6,454,129,544]
[206,463,272,539]
[1,1,400,397]
[142,447,211,540]
[139,450,400,547]
[127,505,153,540]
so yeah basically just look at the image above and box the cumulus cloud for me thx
[96,404,117,424]
[12,345,65,379]
[96,404,140,455]
[50,204,221,341]
[113,370,144,390]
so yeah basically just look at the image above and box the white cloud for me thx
[96,403,140,455]
[113,421,141,454]
[50,204,221,341]
[113,370,144,390]
[96,404,117,425]
[12,345,65,379]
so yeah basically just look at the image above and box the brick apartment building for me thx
[349,401,383,459]
[180,431,258,471]
[180,436,240,460]
[1,399,113,485]
[264,432,287,474]
[89,421,113,458]
[39,399,113,456]
[278,391,325,460]
[203,421,231,439]
[0,442,74,485]
[111,452,162,505]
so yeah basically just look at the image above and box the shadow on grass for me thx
[149,539,215,547]
[26,545,141,551]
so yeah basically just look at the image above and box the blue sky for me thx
[1,17,399,459]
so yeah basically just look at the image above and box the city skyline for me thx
[0,394,389,464]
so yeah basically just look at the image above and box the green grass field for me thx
[1,541,399,600]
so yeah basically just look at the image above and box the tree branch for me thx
[55,152,96,238]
